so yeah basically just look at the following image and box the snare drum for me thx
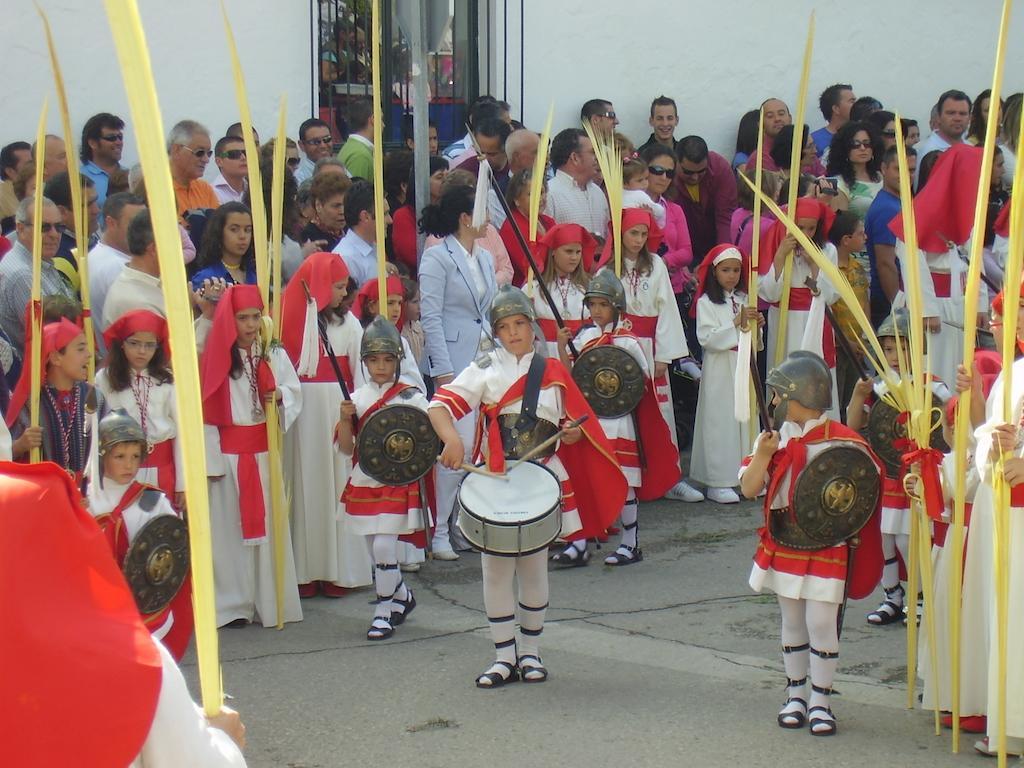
[457,460,562,556]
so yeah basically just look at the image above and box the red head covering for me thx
[757,197,836,276]
[199,284,270,426]
[689,244,748,318]
[889,143,984,252]
[2,461,162,767]
[102,309,168,352]
[5,318,84,427]
[994,198,1012,239]
[280,252,350,365]
[534,223,598,275]
[596,208,664,271]
[357,275,406,330]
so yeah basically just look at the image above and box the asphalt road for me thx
[182,491,996,768]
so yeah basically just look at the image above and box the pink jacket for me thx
[655,196,693,293]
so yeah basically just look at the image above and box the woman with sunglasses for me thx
[641,145,692,297]
[825,121,884,221]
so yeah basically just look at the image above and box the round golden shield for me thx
[357,405,440,484]
[571,345,645,418]
[123,514,190,614]
[791,445,881,547]
[866,398,948,475]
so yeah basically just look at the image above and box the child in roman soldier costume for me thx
[740,350,883,736]
[429,285,627,688]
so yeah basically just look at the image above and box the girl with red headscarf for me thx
[197,284,304,628]
[525,223,594,357]
[758,197,841,419]
[280,252,372,598]
[690,245,762,504]
[354,275,427,392]
[96,310,182,506]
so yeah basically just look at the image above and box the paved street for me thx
[183,492,993,768]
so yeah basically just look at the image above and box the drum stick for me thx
[505,415,590,474]
[461,463,510,481]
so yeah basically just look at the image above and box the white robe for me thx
[203,342,304,628]
[284,312,373,588]
[690,292,754,488]
[759,243,840,420]
[526,276,590,358]
[974,359,1024,740]
[95,369,185,492]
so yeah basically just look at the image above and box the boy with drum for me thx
[429,285,626,688]
[336,317,430,641]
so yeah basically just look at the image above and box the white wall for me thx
[491,0,1024,159]
[5,0,314,172]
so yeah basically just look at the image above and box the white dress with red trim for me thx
[742,416,882,604]
[284,312,373,589]
[759,244,840,419]
[341,381,431,537]
[95,369,183,500]
[974,364,1024,740]
[691,291,755,488]
[620,255,688,446]
[202,343,304,628]
[430,347,583,538]
[526,276,589,358]
[89,479,194,661]
[573,324,646,488]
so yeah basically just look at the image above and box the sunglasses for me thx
[182,146,213,159]
[218,149,247,160]
[881,130,897,138]
[100,133,124,142]
[28,222,61,233]
[678,166,707,177]
[850,139,873,149]
[598,111,617,119]
[303,136,332,146]
[648,165,675,179]
[287,157,301,167]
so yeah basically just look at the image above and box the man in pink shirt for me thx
[668,136,737,265]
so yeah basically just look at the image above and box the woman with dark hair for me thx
[733,109,761,170]
[967,88,1001,146]
[300,172,352,252]
[826,121,884,220]
[866,110,898,150]
[391,155,448,273]
[769,124,821,178]
[189,201,257,291]
[418,183,499,558]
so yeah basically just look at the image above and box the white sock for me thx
[778,596,810,694]
[515,550,549,662]
[806,599,840,719]
[880,533,903,598]
[481,553,518,666]
[620,490,639,549]
[371,535,399,621]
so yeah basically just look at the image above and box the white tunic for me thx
[284,312,373,589]
[95,369,184,492]
[526,276,590,358]
[974,358,1024,740]
[429,347,582,537]
[690,292,754,488]
[202,341,304,628]
[573,324,648,487]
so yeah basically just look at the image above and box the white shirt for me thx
[294,156,315,185]
[103,266,165,327]
[544,169,610,236]
[443,131,473,160]
[333,229,378,287]
[211,172,245,205]
[88,241,131,333]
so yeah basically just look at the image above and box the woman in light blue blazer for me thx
[419,185,499,558]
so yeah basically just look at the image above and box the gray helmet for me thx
[765,350,833,424]
[360,316,404,360]
[584,268,627,315]
[489,285,536,329]
[875,309,911,340]
[98,409,147,456]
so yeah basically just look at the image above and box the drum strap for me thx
[515,353,547,432]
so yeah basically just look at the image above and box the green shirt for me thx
[338,136,373,181]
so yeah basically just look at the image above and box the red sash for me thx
[301,354,354,388]
[141,439,176,501]
[783,287,837,367]
[930,272,952,298]
[218,423,269,541]
[621,313,658,342]
[537,317,583,342]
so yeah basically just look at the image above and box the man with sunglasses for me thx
[167,120,220,221]
[80,112,127,207]
[669,135,737,265]
[581,98,618,142]
[211,136,248,205]
[295,118,335,184]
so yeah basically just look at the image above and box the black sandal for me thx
[866,585,905,626]
[604,544,643,566]
[366,617,394,641]
[391,588,416,626]
[518,654,548,683]
[777,676,808,729]
[475,661,519,689]
[808,705,837,736]
[551,546,590,567]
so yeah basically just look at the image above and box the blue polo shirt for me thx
[864,188,901,303]
[81,160,121,206]
[810,126,834,157]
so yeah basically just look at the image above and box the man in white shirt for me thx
[104,208,166,326]
[543,128,610,238]
[332,180,391,286]
[88,192,147,334]
[210,136,247,204]
[914,89,971,184]
[295,118,334,185]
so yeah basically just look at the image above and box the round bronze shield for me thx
[866,397,948,475]
[357,404,439,484]
[571,345,645,418]
[123,514,190,614]
[792,445,880,548]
